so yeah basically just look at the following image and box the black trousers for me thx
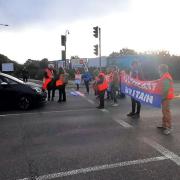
[99,91,105,107]
[131,98,141,114]
[84,81,89,93]
[76,84,79,91]
[48,89,55,100]
[58,85,66,102]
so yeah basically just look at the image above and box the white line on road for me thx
[143,138,180,165]
[0,108,97,117]
[113,118,133,128]
[17,156,167,180]
[74,90,132,128]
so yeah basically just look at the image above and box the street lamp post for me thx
[65,30,70,68]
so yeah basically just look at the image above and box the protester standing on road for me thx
[56,67,65,103]
[96,72,108,109]
[158,64,175,135]
[111,66,120,107]
[42,64,55,101]
[127,61,142,118]
[82,69,92,94]
[75,69,82,91]
[22,67,29,82]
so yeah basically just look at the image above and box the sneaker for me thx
[112,103,118,107]
[163,128,171,135]
[127,112,135,117]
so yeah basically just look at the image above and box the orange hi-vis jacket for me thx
[97,73,108,92]
[56,74,64,87]
[160,72,175,100]
[42,68,53,90]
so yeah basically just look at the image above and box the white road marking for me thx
[0,108,96,117]
[143,138,180,165]
[87,99,95,104]
[113,118,133,128]
[17,156,167,180]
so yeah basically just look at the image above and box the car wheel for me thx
[18,96,32,110]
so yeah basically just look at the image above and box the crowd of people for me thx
[42,61,175,135]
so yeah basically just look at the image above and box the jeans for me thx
[84,81,89,93]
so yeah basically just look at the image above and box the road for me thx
[0,87,180,180]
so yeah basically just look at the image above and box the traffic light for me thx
[61,35,66,46]
[94,44,98,56]
[93,26,98,38]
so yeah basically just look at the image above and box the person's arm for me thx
[162,79,171,100]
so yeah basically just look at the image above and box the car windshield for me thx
[0,73,24,84]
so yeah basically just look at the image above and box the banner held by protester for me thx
[121,72,162,108]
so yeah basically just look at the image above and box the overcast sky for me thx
[0,0,180,63]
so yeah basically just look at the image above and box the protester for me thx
[158,64,175,135]
[56,67,67,102]
[42,64,56,101]
[105,68,113,100]
[92,68,99,96]
[22,67,29,82]
[111,66,119,107]
[127,61,142,118]
[82,69,92,94]
[96,72,108,109]
[74,69,82,91]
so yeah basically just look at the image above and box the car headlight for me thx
[32,87,42,94]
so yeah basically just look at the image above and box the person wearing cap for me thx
[96,72,108,109]
[158,64,175,135]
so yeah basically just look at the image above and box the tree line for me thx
[0,48,180,80]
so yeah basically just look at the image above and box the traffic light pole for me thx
[99,28,101,71]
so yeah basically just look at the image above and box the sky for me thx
[0,0,180,64]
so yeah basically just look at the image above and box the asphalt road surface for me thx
[0,87,180,180]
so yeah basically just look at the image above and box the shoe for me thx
[132,113,140,118]
[51,98,54,101]
[112,103,118,107]
[157,126,166,129]
[127,112,135,117]
[96,106,104,109]
[163,128,171,135]
[57,100,61,103]
[48,98,50,101]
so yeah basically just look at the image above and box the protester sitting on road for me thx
[158,64,175,135]
[96,72,108,109]
[82,69,92,94]
[74,69,82,91]
[127,61,143,118]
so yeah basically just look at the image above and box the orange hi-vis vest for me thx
[42,68,53,90]
[56,74,64,87]
[160,72,175,100]
[97,78,108,92]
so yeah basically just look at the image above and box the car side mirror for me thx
[1,82,8,86]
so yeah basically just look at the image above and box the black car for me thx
[0,72,47,110]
